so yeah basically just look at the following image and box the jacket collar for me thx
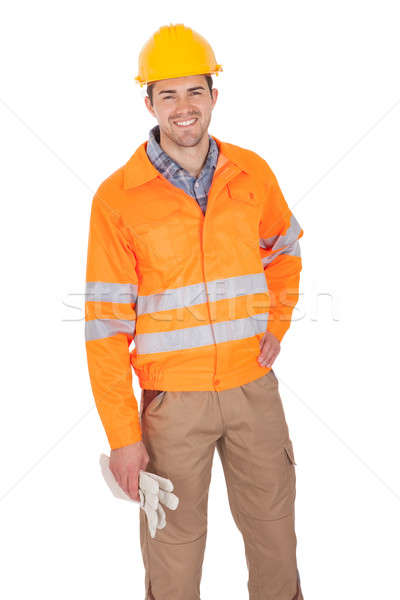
[123,133,250,190]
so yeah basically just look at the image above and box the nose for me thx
[173,97,197,119]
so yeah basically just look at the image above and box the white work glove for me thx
[99,454,179,539]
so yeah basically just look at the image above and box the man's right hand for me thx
[109,441,150,502]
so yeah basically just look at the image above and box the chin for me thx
[179,137,203,148]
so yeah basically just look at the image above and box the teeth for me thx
[175,118,196,126]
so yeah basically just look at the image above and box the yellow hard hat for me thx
[134,23,223,87]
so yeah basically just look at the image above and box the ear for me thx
[144,95,156,117]
[211,87,219,108]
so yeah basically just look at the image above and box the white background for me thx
[1,1,399,598]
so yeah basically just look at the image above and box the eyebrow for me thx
[158,86,205,95]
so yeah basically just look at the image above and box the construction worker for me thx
[85,23,304,600]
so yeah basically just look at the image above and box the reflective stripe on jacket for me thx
[85,135,304,449]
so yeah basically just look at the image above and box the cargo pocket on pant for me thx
[284,440,297,501]
[284,440,297,466]
[230,440,298,521]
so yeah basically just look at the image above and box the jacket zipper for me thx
[187,188,219,383]
[158,175,219,383]
[198,219,219,384]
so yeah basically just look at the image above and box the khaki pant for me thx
[139,369,304,600]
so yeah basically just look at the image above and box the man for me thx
[85,23,304,600]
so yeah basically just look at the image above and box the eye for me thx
[163,92,201,99]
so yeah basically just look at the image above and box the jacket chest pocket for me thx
[226,185,261,245]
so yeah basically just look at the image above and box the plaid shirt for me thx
[146,124,219,215]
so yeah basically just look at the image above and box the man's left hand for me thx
[257,331,280,367]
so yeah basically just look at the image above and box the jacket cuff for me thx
[267,317,290,344]
[106,423,142,450]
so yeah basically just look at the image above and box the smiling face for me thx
[144,74,218,148]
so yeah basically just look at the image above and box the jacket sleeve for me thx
[259,171,304,343]
[85,191,142,449]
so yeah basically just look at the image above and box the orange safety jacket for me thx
[85,135,304,449]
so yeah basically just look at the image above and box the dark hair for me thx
[146,74,213,106]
